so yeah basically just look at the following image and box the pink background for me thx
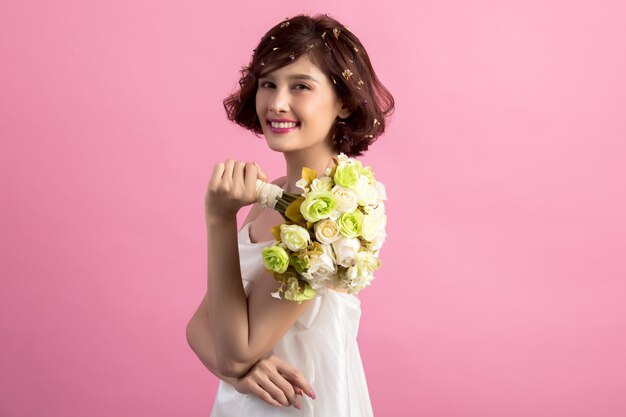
[1,1,625,416]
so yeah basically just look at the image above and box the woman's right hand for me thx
[230,355,315,409]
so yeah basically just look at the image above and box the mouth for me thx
[267,119,300,133]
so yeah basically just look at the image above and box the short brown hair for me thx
[223,14,395,157]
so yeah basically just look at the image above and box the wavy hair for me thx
[223,14,395,157]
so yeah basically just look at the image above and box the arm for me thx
[186,293,242,386]
[186,198,266,381]
[187,298,314,409]
[205,160,312,378]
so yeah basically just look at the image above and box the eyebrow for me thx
[259,74,320,84]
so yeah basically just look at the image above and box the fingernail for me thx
[310,391,316,399]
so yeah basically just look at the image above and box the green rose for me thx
[261,245,289,273]
[337,210,364,238]
[300,190,337,222]
[333,160,361,190]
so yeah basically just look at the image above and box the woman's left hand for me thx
[205,159,267,219]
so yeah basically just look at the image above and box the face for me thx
[255,55,350,153]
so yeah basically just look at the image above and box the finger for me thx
[233,160,246,190]
[248,383,284,408]
[254,162,268,182]
[268,373,300,409]
[244,162,257,198]
[275,363,315,399]
[257,377,290,407]
[222,159,235,184]
[209,162,225,188]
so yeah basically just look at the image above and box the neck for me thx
[282,145,337,193]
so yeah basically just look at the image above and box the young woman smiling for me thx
[186,13,394,416]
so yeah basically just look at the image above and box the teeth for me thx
[270,121,298,129]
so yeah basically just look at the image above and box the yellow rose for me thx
[314,219,341,244]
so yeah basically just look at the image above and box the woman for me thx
[186,13,394,416]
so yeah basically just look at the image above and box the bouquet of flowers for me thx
[255,153,387,303]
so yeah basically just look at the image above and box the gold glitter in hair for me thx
[333,28,341,39]
[342,69,353,80]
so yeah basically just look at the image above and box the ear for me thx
[337,103,352,119]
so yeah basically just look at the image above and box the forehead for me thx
[260,55,329,82]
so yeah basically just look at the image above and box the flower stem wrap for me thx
[255,180,284,209]
[255,179,300,220]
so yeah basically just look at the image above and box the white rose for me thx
[280,224,311,251]
[374,181,387,201]
[331,185,359,213]
[302,244,336,291]
[371,226,387,251]
[331,236,360,267]
[362,212,387,241]
[355,177,378,207]
[310,177,333,192]
[314,219,341,244]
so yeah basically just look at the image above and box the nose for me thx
[267,87,290,114]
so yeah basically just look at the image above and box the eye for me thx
[258,81,310,90]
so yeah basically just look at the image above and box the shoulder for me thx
[241,175,287,229]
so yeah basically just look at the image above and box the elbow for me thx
[185,317,199,351]
[215,352,257,378]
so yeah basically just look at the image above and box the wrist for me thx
[204,209,237,225]
[221,375,239,386]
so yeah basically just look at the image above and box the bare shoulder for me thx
[240,175,287,230]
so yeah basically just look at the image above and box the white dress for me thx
[210,221,374,417]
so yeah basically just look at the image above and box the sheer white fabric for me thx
[210,222,374,417]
